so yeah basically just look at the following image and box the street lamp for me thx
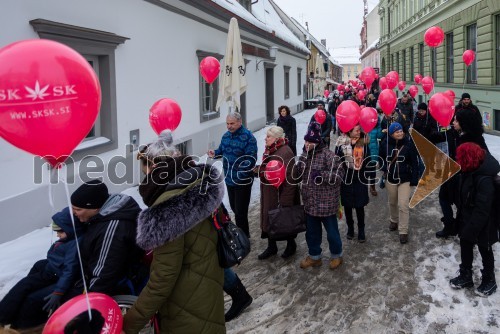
[256,45,278,70]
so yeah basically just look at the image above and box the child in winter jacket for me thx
[0,207,83,330]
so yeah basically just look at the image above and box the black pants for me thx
[344,206,365,229]
[460,239,495,272]
[0,259,57,328]
[227,181,253,238]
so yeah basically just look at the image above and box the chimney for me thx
[305,21,309,31]
[321,39,327,47]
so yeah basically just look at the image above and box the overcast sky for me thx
[273,0,379,51]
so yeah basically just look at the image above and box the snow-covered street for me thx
[1,108,500,333]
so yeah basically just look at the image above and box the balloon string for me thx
[48,167,56,210]
[462,64,467,95]
[60,169,92,321]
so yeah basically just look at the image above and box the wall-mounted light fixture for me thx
[256,45,278,70]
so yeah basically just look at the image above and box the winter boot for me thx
[449,266,474,289]
[281,239,297,259]
[258,239,278,260]
[346,222,354,240]
[357,224,366,243]
[475,269,497,297]
[436,217,457,239]
[224,275,253,322]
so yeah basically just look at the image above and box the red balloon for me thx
[414,74,423,84]
[199,56,220,84]
[324,89,330,98]
[359,107,378,133]
[356,90,367,101]
[43,293,122,334]
[424,26,445,48]
[314,109,327,124]
[385,71,399,89]
[336,100,361,133]
[421,76,434,94]
[462,49,475,66]
[379,77,388,90]
[0,39,101,168]
[378,89,397,116]
[444,89,456,102]
[408,85,419,98]
[398,81,406,91]
[264,160,286,188]
[338,84,345,92]
[429,92,455,126]
[149,98,182,134]
[360,67,376,88]
[352,81,359,88]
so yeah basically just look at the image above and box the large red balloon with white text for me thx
[43,293,122,334]
[359,107,378,133]
[424,26,445,48]
[429,92,455,127]
[149,98,182,134]
[336,100,361,133]
[385,71,399,89]
[378,89,397,116]
[265,160,286,188]
[421,76,434,94]
[0,39,101,167]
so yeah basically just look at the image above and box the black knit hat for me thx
[71,180,109,209]
[461,93,471,99]
[417,102,427,111]
[304,122,322,143]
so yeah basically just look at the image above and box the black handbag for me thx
[212,204,250,268]
[268,204,306,239]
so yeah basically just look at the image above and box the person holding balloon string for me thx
[123,132,226,333]
[253,126,300,260]
[335,124,376,243]
[309,101,332,148]
[396,93,414,130]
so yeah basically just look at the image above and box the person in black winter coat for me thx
[309,101,332,147]
[455,92,482,124]
[449,142,500,297]
[396,93,414,129]
[381,108,408,135]
[412,102,438,180]
[433,108,489,239]
[328,96,341,135]
[66,180,141,299]
[276,105,297,156]
[0,208,83,329]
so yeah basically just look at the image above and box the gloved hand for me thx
[43,292,63,313]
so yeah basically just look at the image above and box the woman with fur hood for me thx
[122,131,226,334]
[335,125,376,242]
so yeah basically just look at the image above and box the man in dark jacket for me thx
[208,111,257,238]
[67,180,141,297]
[455,92,482,124]
[396,93,414,129]
[412,103,438,180]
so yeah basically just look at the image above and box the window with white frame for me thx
[446,32,454,83]
[30,19,127,160]
[197,51,222,122]
[467,23,477,84]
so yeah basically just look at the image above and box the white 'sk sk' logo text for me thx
[0,80,77,102]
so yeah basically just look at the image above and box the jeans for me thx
[305,214,342,259]
[460,239,495,272]
[223,268,238,290]
[227,181,253,238]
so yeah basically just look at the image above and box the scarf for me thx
[139,155,194,207]
[336,134,366,170]
[262,137,288,163]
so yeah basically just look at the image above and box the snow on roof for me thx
[330,47,361,65]
[289,17,329,55]
[360,38,379,58]
[211,0,309,53]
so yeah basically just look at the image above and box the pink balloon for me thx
[359,107,378,133]
[385,71,399,89]
[324,89,330,98]
[444,89,455,102]
[429,92,455,126]
[352,81,359,88]
[360,67,376,88]
[200,56,220,84]
[408,85,419,98]
[462,50,475,66]
[424,26,445,48]
[414,74,423,84]
[421,76,434,94]
[0,39,101,168]
[379,77,388,90]
[149,98,182,134]
[264,160,286,188]
[338,84,345,92]
[398,81,406,91]
[314,109,327,124]
[378,89,397,116]
[336,100,361,133]
[356,90,367,101]
[43,293,122,334]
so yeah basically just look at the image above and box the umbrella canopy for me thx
[216,17,248,112]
